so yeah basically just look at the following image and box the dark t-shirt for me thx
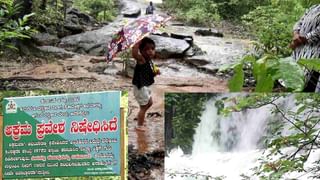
[146,5,155,14]
[132,60,155,89]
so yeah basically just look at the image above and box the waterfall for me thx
[166,94,320,180]
[193,97,273,155]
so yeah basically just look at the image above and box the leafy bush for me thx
[0,0,35,53]
[31,2,64,28]
[220,55,306,92]
[163,0,220,25]
[74,0,116,22]
[163,0,269,25]
[214,0,269,20]
[242,1,304,56]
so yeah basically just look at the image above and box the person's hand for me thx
[153,65,160,76]
[293,31,300,41]
[298,36,307,44]
[290,34,307,50]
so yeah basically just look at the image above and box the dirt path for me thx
[0,54,227,154]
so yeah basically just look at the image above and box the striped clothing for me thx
[293,4,320,92]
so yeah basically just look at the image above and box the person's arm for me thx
[290,5,319,49]
[306,25,320,43]
[293,5,317,33]
[132,41,145,64]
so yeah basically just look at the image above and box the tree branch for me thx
[270,102,307,135]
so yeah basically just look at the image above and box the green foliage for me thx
[223,1,318,92]
[32,1,64,27]
[242,1,304,56]
[163,0,220,25]
[0,1,36,52]
[222,55,305,92]
[163,0,269,25]
[214,0,269,20]
[228,63,244,92]
[74,0,116,21]
[298,58,320,72]
[165,93,212,154]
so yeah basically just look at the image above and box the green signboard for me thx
[2,91,121,178]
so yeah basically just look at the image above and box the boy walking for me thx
[132,37,160,131]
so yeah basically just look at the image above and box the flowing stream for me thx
[165,95,320,180]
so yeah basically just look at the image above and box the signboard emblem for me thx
[6,100,17,114]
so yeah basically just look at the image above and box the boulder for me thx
[37,46,75,59]
[60,8,98,36]
[195,28,224,37]
[149,35,190,59]
[58,25,115,56]
[121,1,141,18]
[67,8,96,25]
[32,33,60,46]
[184,56,211,67]
[170,33,193,45]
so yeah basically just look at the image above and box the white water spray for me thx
[166,95,320,180]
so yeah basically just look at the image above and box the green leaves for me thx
[242,2,303,56]
[73,0,116,21]
[226,55,305,92]
[0,2,36,52]
[274,57,305,91]
[228,63,244,92]
[298,58,320,72]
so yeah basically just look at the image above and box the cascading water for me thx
[165,95,320,180]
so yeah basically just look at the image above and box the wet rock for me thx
[170,33,193,45]
[152,32,170,37]
[64,19,84,34]
[184,56,211,67]
[67,8,96,25]
[37,46,75,59]
[54,8,99,38]
[195,28,224,37]
[169,22,185,26]
[58,25,113,56]
[149,35,190,59]
[185,45,206,57]
[121,1,141,18]
[129,145,164,180]
[123,58,136,78]
[32,33,60,46]
[86,63,109,74]
[63,8,98,35]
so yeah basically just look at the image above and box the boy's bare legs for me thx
[136,97,153,131]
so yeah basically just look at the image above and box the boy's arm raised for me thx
[132,41,145,64]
